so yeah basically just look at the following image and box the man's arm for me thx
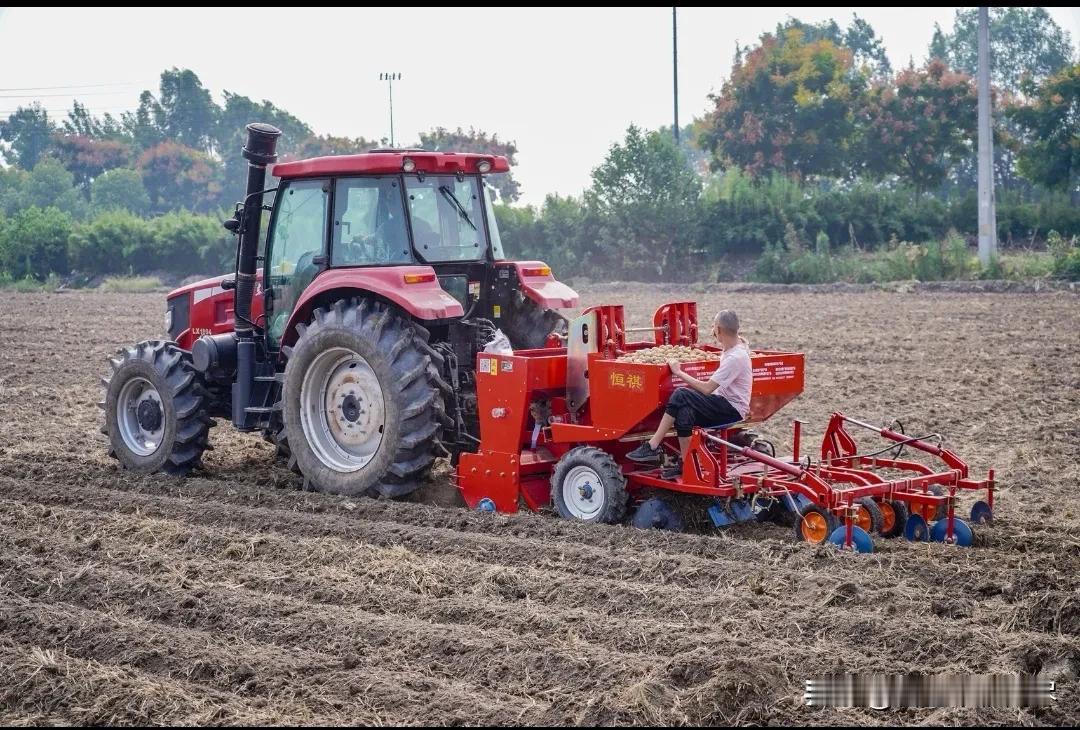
[667,360,720,395]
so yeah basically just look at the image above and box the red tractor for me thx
[101,123,576,498]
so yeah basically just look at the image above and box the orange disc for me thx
[800,512,830,544]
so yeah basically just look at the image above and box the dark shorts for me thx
[664,388,743,437]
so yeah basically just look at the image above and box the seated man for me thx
[627,309,752,464]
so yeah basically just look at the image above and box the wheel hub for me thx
[563,465,604,519]
[301,348,385,473]
[137,399,163,432]
[116,376,165,457]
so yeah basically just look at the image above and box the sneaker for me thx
[626,443,662,463]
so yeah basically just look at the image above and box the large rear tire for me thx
[281,299,449,498]
[101,340,212,475]
[501,292,567,350]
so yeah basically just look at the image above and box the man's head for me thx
[712,309,740,348]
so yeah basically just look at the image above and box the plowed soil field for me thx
[1,287,1078,725]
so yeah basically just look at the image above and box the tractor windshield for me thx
[404,175,490,262]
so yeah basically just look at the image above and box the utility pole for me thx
[379,72,402,147]
[976,7,997,266]
[672,7,679,144]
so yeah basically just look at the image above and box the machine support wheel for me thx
[280,298,450,499]
[853,496,885,536]
[501,292,567,350]
[101,340,212,475]
[878,499,909,539]
[550,446,628,524]
[794,504,838,545]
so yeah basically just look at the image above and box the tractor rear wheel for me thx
[550,446,628,524]
[281,299,450,498]
[502,292,567,350]
[101,340,212,475]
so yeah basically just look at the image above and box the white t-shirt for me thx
[708,343,752,419]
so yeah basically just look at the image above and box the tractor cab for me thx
[263,151,511,348]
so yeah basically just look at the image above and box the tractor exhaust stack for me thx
[233,122,280,428]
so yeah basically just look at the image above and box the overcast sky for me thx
[0,7,1077,205]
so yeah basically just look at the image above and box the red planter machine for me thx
[457,301,995,552]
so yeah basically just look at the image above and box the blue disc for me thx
[930,517,974,547]
[970,500,993,525]
[827,525,874,553]
[904,514,929,542]
[477,497,496,512]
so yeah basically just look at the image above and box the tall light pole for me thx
[976,7,997,266]
[379,72,402,147]
[672,7,679,144]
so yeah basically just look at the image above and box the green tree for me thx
[50,135,132,195]
[419,127,523,202]
[928,8,1074,94]
[586,126,702,280]
[1007,64,1080,196]
[121,90,167,151]
[68,209,152,274]
[292,134,378,159]
[21,159,84,217]
[701,27,868,179]
[136,142,223,213]
[91,168,151,214]
[63,101,128,141]
[0,206,72,279]
[151,210,235,274]
[0,167,27,216]
[777,15,891,77]
[156,68,219,153]
[0,104,55,169]
[216,91,312,196]
[861,60,977,195]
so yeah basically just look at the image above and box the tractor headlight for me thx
[402,157,416,172]
[477,159,492,174]
[165,308,173,335]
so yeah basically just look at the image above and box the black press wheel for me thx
[101,340,212,475]
[631,497,685,531]
[550,446,628,524]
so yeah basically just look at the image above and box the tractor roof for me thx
[271,151,510,179]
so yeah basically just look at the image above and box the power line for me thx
[0,82,135,92]
[0,90,135,98]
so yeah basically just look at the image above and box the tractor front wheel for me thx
[101,340,212,475]
[281,299,449,498]
[550,446,628,524]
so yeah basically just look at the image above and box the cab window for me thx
[265,179,328,346]
[404,175,488,262]
[333,176,412,265]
